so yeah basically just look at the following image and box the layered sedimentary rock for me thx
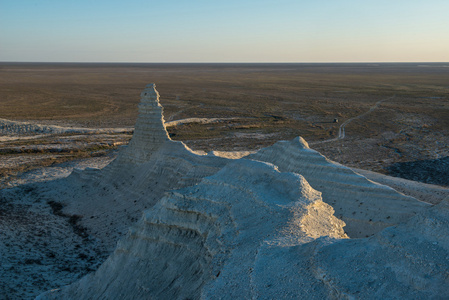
[249,137,429,237]
[39,159,347,299]
[40,84,228,250]
[118,83,170,164]
[0,118,131,136]
[32,83,448,299]
[39,155,449,299]
[0,84,228,299]
[312,198,449,299]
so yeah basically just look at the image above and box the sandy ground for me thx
[0,183,110,300]
[0,154,119,299]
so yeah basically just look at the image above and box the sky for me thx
[1,0,448,63]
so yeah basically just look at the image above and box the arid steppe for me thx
[1,62,449,187]
[1,66,449,299]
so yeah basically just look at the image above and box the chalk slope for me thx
[39,159,347,299]
[40,84,228,250]
[249,137,429,237]
[3,83,442,299]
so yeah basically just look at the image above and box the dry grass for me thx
[1,63,448,185]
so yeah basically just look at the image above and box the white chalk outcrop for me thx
[13,83,446,299]
[312,198,449,299]
[40,84,228,251]
[0,118,131,138]
[249,137,429,237]
[118,83,170,164]
[39,159,348,299]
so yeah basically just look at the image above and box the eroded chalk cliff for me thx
[40,160,347,299]
[249,137,428,237]
[33,84,447,299]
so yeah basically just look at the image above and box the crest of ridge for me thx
[119,83,170,164]
[33,83,446,300]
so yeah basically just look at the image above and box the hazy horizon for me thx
[2,62,449,65]
[1,0,449,63]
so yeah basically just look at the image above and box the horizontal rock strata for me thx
[0,118,131,136]
[312,198,449,299]
[38,159,347,299]
[119,83,170,164]
[3,83,444,299]
[248,137,429,237]
[40,84,228,250]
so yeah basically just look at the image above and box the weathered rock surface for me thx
[0,84,228,299]
[38,157,449,299]
[2,84,447,299]
[118,83,170,164]
[0,118,131,136]
[40,84,228,251]
[312,198,449,299]
[249,137,429,237]
[39,159,347,299]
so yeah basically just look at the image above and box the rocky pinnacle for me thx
[121,83,170,163]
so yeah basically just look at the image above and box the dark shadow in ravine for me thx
[387,156,449,187]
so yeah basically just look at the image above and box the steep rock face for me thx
[312,199,449,299]
[7,83,442,299]
[117,83,170,164]
[38,157,449,299]
[248,137,429,237]
[0,84,229,299]
[43,141,226,251]
[39,83,228,251]
[38,159,347,299]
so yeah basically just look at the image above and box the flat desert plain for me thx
[1,63,449,299]
[1,63,448,187]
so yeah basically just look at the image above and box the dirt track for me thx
[1,63,448,186]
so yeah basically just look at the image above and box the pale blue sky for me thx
[1,0,448,62]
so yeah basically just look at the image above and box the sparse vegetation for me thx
[1,63,448,185]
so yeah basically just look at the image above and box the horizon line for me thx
[1,61,449,65]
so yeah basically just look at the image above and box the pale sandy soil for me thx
[0,181,110,299]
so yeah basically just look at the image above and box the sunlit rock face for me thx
[118,83,170,164]
[248,137,429,238]
[39,159,348,300]
[37,84,447,299]
[39,83,228,251]
[312,199,449,299]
